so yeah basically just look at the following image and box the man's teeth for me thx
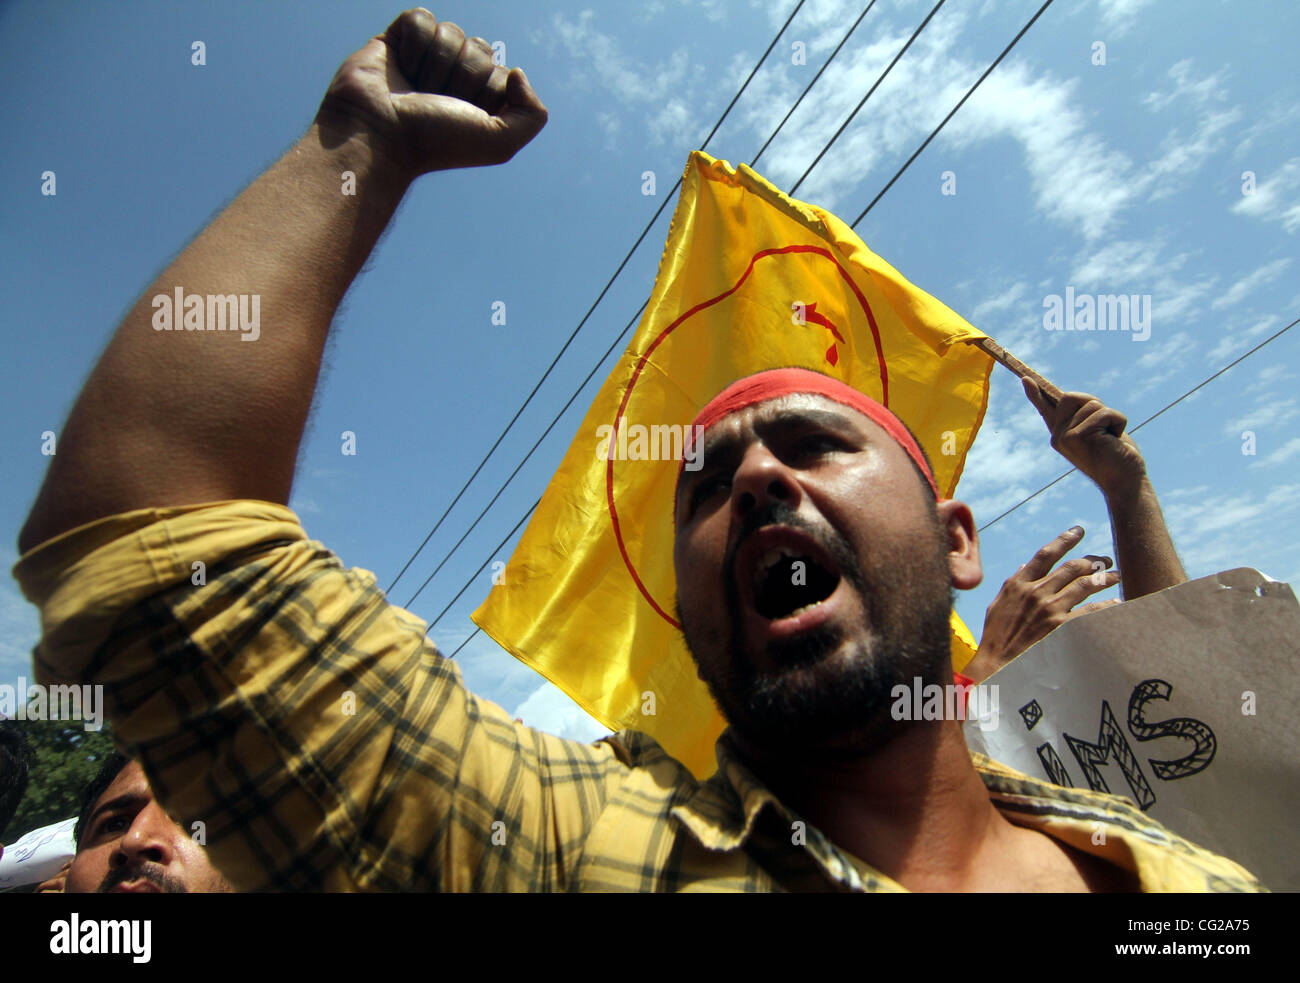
[781,600,823,620]
[754,546,806,589]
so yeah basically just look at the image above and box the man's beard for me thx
[682,501,954,759]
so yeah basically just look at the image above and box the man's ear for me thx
[937,499,981,590]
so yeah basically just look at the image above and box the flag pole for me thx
[967,336,1063,406]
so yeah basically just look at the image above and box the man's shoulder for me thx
[601,728,701,784]
[970,751,1266,892]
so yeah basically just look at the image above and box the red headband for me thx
[677,368,939,503]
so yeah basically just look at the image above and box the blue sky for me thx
[2,0,1297,743]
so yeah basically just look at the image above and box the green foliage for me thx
[5,718,115,843]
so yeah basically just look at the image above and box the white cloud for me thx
[1212,258,1292,311]
[970,281,1031,324]
[0,551,40,684]
[1232,157,1300,234]
[965,280,1059,365]
[1143,59,1228,113]
[1067,237,1216,374]
[1145,107,1240,201]
[941,61,1140,241]
[1162,483,1300,582]
[731,5,1147,239]
[1086,59,1237,206]
[559,0,1247,251]
[1222,392,1298,438]
[688,0,728,23]
[432,621,548,714]
[1250,436,1300,470]
[1124,329,1198,399]
[1234,102,1300,159]
[1097,0,1157,35]
[289,496,322,515]
[545,10,705,146]
[1070,236,1187,286]
[513,680,611,742]
[1240,359,1296,395]
[1206,314,1282,364]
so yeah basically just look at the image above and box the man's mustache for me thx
[725,501,860,585]
[722,502,867,629]
[97,861,186,894]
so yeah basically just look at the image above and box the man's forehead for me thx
[700,391,885,446]
[98,761,150,806]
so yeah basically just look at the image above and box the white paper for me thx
[0,817,76,889]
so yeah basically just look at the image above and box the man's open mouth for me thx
[736,527,843,622]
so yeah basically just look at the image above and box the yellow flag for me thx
[474,151,993,777]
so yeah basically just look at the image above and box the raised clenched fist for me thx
[314,8,548,180]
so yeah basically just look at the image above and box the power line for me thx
[410,0,899,611]
[405,2,908,612]
[429,497,539,630]
[448,628,481,659]
[790,0,946,196]
[411,0,921,616]
[852,0,1056,227]
[751,1,879,170]
[384,0,807,596]
[404,301,644,607]
[977,314,1300,533]
[421,0,980,641]
[417,297,643,623]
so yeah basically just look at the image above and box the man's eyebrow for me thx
[678,405,864,495]
[753,405,861,436]
[86,791,149,832]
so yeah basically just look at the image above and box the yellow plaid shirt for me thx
[14,501,1264,892]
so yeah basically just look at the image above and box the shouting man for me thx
[15,10,1259,892]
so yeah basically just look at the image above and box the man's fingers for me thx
[1074,599,1122,616]
[1022,376,1048,414]
[386,9,441,91]
[479,63,511,114]
[1042,554,1105,594]
[1061,395,1102,437]
[1057,568,1121,608]
[384,10,475,96]
[421,21,469,92]
[447,35,497,102]
[1021,526,1083,581]
[1066,404,1128,446]
[386,13,465,95]
[497,67,548,143]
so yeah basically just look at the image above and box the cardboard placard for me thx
[964,568,1300,890]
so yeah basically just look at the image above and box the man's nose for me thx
[730,443,801,518]
[112,804,176,870]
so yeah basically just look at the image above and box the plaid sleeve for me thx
[13,501,629,892]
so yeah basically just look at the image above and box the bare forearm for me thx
[1105,475,1186,600]
[20,124,409,552]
